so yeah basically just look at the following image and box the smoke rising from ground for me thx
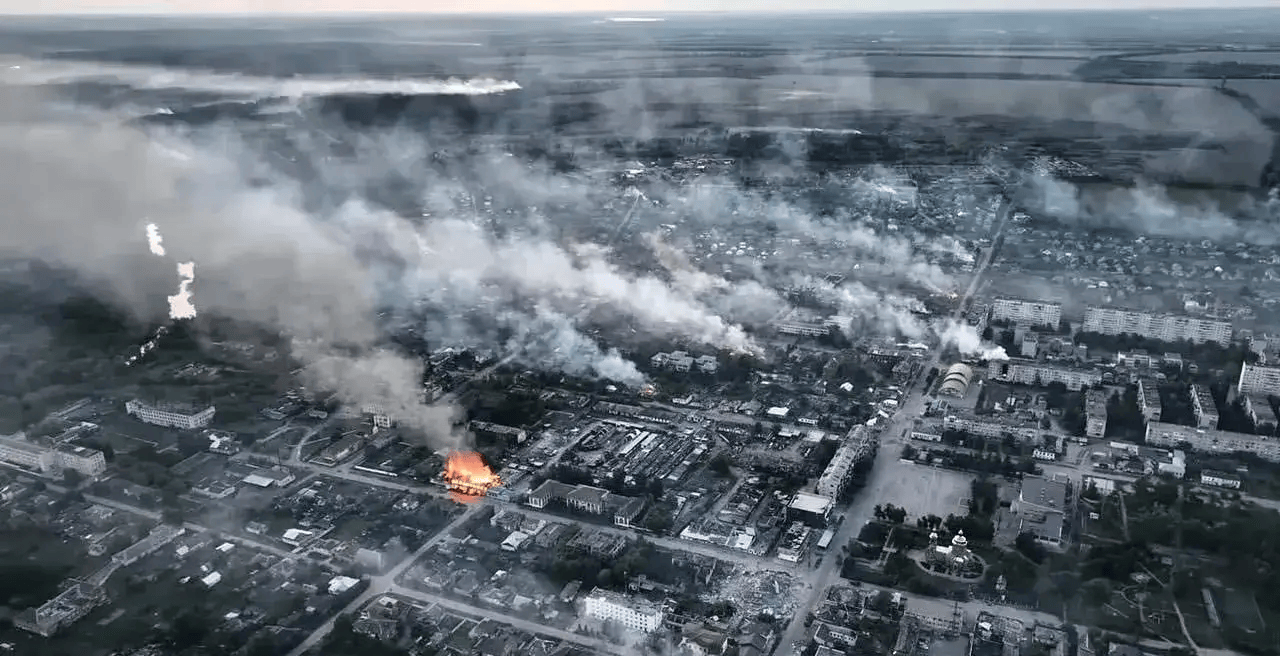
[1019,172,1280,243]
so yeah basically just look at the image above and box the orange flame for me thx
[444,451,501,502]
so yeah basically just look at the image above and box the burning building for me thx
[444,451,502,500]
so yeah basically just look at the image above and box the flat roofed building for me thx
[1191,385,1219,429]
[581,588,665,633]
[1145,421,1280,462]
[992,297,1061,328]
[1238,363,1280,397]
[992,359,1101,391]
[0,433,56,472]
[1083,307,1231,346]
[1085,390,1108,439]
[789,492,833,525]
[1200,470,1242,489]
[55,445,106,476]
[124,399,215,429]
[1137,379,1162,423]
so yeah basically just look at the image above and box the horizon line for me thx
[4,4,1279,18]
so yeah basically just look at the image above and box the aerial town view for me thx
[1,6,1280,656]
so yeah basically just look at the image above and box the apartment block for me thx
[1190,385,1219,429]
[1082,307,1231,346]
[1145,422,1280,462]
[1085,390,1108,439]
[991,359,1102,391]
[1237,363,1280,397]
[814,426,877,500]
[1137,379,1162,423]
[992,297,1062,328]
[943,413,1042,442]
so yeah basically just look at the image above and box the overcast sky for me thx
[6,0,1275,15]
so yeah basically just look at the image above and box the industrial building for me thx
[1082,307,1232,346]
[991,359,1102,391]
[469,420,528,445]
[1144,422,1280,462]
[1237,362,1280,397]
[1190,385,1219,429]
[580,588,665,633]
[991,297,1061,328]
[124,399,216,429]
[938,363,974,397]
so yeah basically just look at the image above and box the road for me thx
[286,503,482,656]
[383,587,627,656]
[775,197,1012,653]
[82,492,300,560]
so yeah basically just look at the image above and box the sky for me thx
[6,0,1276,15]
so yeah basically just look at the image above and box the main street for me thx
[775,197,1012,653]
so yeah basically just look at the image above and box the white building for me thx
[1200,470,1242,489]
[991,359,1102,391]
[1145,422,1280,462]
[124,399,215,429]
[0,433,56,472]
[992,297,1061,328]
[1082,307,1231,346]
[0,434,105,477]
[1237,363,1280,397]
[581,588,665,633]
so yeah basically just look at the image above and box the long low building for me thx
[1083,306,1232,346]
[125,399,216,429]
[0,434,106,476]
[990,359,1102,391]
[943,413,1041,442]
[1144,422,1280,462]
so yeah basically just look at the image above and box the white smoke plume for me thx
[145,222,167,256]
[168,261,197,320]
[935,318,1009,361]
[2,58,523,100]
[503,306,646,387]
[1020,172,1280,244]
